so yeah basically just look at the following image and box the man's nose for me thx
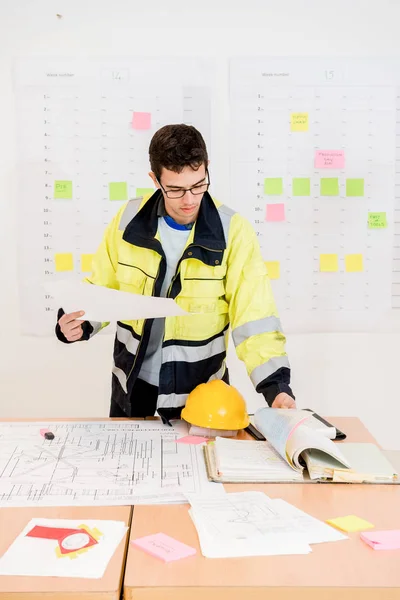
[182,190,192,202]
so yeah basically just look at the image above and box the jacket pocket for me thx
[179,277,228,316]
[116,263,152,294]
[182,277,226,299]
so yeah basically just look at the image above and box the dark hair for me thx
[149,124,208,180]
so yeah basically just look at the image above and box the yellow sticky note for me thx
[81,254,94,273]
[55,253,74,272]
[320,254,339,273]
[265,261,280,280]
[291,112,309,132]
[326,515,374,533]
[345,254,363,273]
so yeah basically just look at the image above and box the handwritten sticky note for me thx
[132,112,151,130]
[55,253,73,272]
[291,112,309,132]
[368,212,387,229]
[264,178,283,195]
[345,254,363,273]
[292,178,310,196]
[320,254,339,273]
[346,178,364,197]
[176,436,208,445]
[326,515,374,533]
[81,254,94,273]
[320,178,339,196]
[315,150,345,169]
[265,261,280,280]
[266,203,285,222]
[360,530,400,550]
[136,187,155,198]
[132,533,196,562]
[54,180,72,199]
[109,182,128,201]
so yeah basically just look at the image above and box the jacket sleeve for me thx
[224,215,295,406]
[55,206,123,344]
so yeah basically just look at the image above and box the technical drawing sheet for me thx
[0,420,221,507]
[14,58,214,335]
[230,57,400,332]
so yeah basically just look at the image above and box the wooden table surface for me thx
[124,417,400,600]
[0,505,132,600]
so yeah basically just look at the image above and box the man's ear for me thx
[149,171,160,188]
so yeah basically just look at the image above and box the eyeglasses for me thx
[157,170,210,199]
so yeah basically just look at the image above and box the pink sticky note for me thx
[40,428,50,437]
[176,435,208,445]
[132,533,196,562]
[132,112,151,130]
[361,530,400,550]
[315,150,345,169]
[266,203,285,222]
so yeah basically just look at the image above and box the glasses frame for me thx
[157,169,210,199]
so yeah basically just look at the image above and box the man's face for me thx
[152,164,208,225]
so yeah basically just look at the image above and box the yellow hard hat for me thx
[181,380,249,430]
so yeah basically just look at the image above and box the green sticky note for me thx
[368,212,387,229]
[264,178,283,195]
[136,187,155,198]
[109,182,128,201]
[54,180,72,199]
[346,179,364,197]
[293,178,310,196]
[320,178,339,196]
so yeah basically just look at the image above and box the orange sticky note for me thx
[345,254,363,273]
[326,515,374,533]
[55,253,73,272]
[132,112,151,130]
[266,203,285,222]
[320,254,339,272]
[265,261,280,280]
[81,254,94,273]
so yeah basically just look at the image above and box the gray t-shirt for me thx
[138,217,191,386]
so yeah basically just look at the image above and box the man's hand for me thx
[58,310,85,342]
[271,392,296,409]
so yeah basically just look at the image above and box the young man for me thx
[56,124,296,420]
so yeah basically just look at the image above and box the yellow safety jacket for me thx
[59,191,293,416]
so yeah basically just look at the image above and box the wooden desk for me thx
[0,505,132,600]
[124,417,400,600]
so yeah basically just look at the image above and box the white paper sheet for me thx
[214,437,304,481]
[0,518,127,578]
[44,279,187,322]
[268,499,348,544]
[0,420,223,507]
[230,57,400,333]
[188,492,312,558]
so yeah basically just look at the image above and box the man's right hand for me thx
[58,311,86,342]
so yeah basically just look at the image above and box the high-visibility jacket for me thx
[57,190,293,417]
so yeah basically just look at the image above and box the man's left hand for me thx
[271,393,296,409]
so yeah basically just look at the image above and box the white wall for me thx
[1,0,400,450]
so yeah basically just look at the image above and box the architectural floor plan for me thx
[0,420,219,506]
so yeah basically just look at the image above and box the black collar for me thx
[123,190,226,252]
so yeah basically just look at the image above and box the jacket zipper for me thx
[126,243,221,381]
[126,259,162,382]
